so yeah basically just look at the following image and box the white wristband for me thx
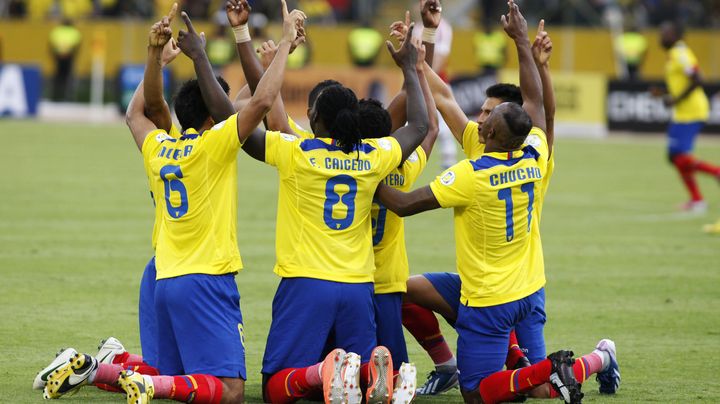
[422,27,437,44]
[232,24,251,43]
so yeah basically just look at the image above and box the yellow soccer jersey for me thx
[287,116,315,139]
[461,120,485,159]
[666,42,709,122]
[142,115,244,279]
[265,133,403,283]
[429,127,550,307]
[372,147,428,294]
[147,124,181,250]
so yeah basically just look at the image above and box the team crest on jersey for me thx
[440,170,456,185]
[155,133,174,143]
[378,138,392,150]
[408,151,419,163]
[525,134,541,148]
[281,133,296,141]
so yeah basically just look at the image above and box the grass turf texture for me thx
[1,120,719,403]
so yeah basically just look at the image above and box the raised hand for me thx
[149,2,177,47]
[257,40,278,70]
[501,0,528,41]
[421,0,442,29]
[161,37,182,66]
[389,10,410,45]
[177,12,207,61]
[413,36,426,70]
[226,0,251,27]
[532,19,552,66]
[291,26,306,54]
[281,0,307,44]
[386,23,418,69]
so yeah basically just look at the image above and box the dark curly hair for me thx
[173,77,230,131]
[357,98,391,139]
[314,85,361,154]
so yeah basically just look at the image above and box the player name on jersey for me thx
[489,166,542,186]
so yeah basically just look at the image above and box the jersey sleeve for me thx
[265,130,298,173]
[429,160,475,208]
[204,113,243,164]
[141,129,173,165]
[524,126,550,175]
[287,116,314,139]
[674,47,699,75]
[461,120,486,159]
[369,137,403,178]
[400,146,428,185]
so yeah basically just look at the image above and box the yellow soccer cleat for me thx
[119,370,154,404]
[43,353,98,399]
[703,219,720,234]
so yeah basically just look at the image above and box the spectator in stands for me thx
[616,23,647,80]
[49,18,82,102]
[473,18,507,76]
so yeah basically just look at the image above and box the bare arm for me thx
[255,40,297,135]
[143,4,178,132]
[376,184,440,217]
[502,0,545,131]
[422,61,468,142]
[126,81,159,150]
[418,67,439,158]
[532,20,555,150]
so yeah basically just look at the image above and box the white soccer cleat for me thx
[33,348,78,390]
[96,336,126,365]
[678,200,708,214]
[321,348,346,404]
[392,363,417,403]
[343,352,363,404]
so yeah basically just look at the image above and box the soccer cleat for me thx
[43,352,98,399]
[119,370,154,404]
[595,339,621,394]
[321,348,347,404]
[33,348,78,390]
[547,350,583,404]
[96,337,126,365]
[366,346,393,404]
[513,355,532,370]
[678,200,707,214]
[416,368,459,395]
[391,362,417,403]
[342,352,363,404]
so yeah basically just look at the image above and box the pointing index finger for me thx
[281,0,289,18]
[181,11,196,33]
[537,19,545,35]
[167,2,178,23]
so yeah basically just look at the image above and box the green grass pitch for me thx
[1,120,719,403]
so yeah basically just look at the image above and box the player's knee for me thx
[405,275,426,302]
[220,379,245,404]
[668,152,680,164]
[461,388,484,403]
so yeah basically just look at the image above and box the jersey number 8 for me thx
[323,175,357,230]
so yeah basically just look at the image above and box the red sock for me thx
[92,363,123,385]
[360,362,370,390]
[479,359,552,404]
[401,303,454,365]
[693,159,720,176]
[504,330,527,369]
[151,374,223,404]
[111,352,145,365]
[124,364,160,376]
[673,154,703,201]
[264,367,319,404]
[547,352,604,398]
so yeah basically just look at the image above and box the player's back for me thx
[666,42,709,122]
[265,132,402,283]
[431,127,550,307]
[142,117,243,279]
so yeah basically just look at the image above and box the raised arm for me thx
[502,0,545,131]
[144,3,178,133]
[126,81,159,151]
[387,24,429,162]
[177,12,236,123]
[376,184,440,217]
[532,19,555,150]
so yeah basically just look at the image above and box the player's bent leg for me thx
[138,256,159,368]
[374,293,408,370]
[405,273,458,322]
[513,288,547,365]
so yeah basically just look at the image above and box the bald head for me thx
[481,102,532,151]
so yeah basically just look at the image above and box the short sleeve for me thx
[368,137,403,178]
[400,146,428,185]
[265,131,299,172]
[141,129,172,164]
[287,116,314,139]
[204,113,242,163]
[461,121,485,159]
[429,161,475,208]
[523,127,550,175]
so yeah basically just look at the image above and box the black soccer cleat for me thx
[547,350,583,404]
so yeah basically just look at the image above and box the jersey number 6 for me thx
[160,165,189,218]
[323,175,357,230]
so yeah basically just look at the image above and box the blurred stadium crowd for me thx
[3,0,720,27]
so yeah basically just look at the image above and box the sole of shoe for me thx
[392,363,416,404]
[43,353,90,399]
[343,353,362,404]
[119,371,154,404]
[366,346,393,404]
[33,348,78,390]
[322,349,346,404]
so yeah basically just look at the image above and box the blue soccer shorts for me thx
[154,273,246,379]
[668,121,704,156]
[262,278,377,376]
[138,257,158,368]
[374,292,408,369]
[456,288,545,392]
[423,272,461,323]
